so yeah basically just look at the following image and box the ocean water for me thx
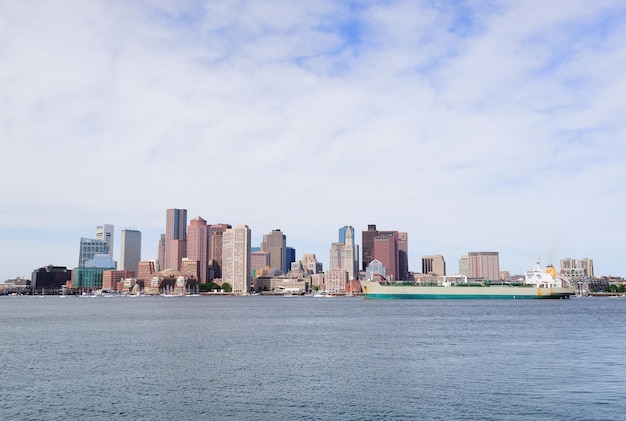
[1,295,625,420]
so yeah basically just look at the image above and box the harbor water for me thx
[1,295,625,420]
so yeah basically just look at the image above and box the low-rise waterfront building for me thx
[325,268,348,294]
[72,267,106,289]
[143,274,197,295]
[255,276,308,294]
[365,259,386,281]
[309,273,325,290]
[31,265,72,291]
[102,270,135,291]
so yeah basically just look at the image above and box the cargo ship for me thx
[361,262,575,299]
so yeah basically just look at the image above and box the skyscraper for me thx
[261,229,286,273]
[339,225,354,244]
[362,224,378,271]
[251,251,270,272]
[165,208,187,270]
[78,237,109,268]
[157,234,165,272]
[397,232,408,280]
[120,229,141,274]
[374,231,399,281]
[362,225,408,281]
[301,254,321,274]
[96,224,114,257]
[222,225,251,294]
[468,252,500,280]
[330,242,344,271]
[187,217,208,283]
[458,255,469,276]
[344,227,359,280]
[332,225,359,280]
[208,223,231,280]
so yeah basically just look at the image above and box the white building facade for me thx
[222,225,251,294]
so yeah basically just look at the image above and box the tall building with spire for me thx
[187,217,208,283]
[222,225,251,294]
[331,225,359,280]
[165,208,187,270]
[343,226,358,280]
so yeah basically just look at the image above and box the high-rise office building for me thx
[165,208,187,270]
[362,224,378,270]
[286,247,296,273]
[208,223,231,280]
[251,251,270,272]
[187,217,208,283]
[397,232,408,280]
[120,229,141,274]
[458,255,469,276]
[422,255,446,276]
[96,224,114,257]
[261,229,286,273]
[374,231,399,281]
[301,254,321,274]
[78,237,109,268]
[363,224,408,280]
[222,225,251,295]
[468,252,500,280]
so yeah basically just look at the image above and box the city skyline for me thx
[0,213,606,283]
[2,2,625,281]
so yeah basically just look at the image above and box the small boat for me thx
[313,290,337,298]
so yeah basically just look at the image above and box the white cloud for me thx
[1,0,625,280]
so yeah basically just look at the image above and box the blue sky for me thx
[1,0,625,281]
